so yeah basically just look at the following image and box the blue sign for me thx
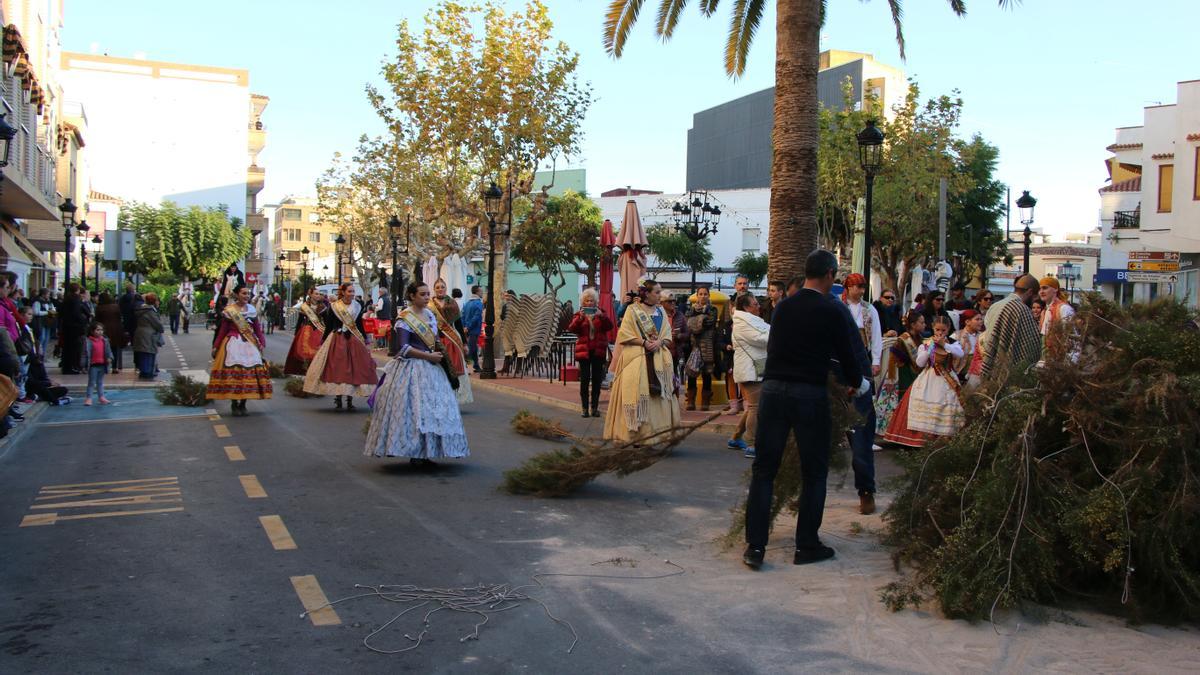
[1095,268,1130,284]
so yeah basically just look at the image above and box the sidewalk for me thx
[56,368,169,393]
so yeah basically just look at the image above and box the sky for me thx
[63,0,1200,239]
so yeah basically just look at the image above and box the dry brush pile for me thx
[882,295,1200,623]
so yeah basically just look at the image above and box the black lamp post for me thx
[480,180,507,380]
[857,119,885,297]
[92,234,102,292]
[388,214,407,301]
[59,198,77,290]
[322,264,330,285]
[334,234,346,286]
[670,191,721,292]
[300,246,310,288]
[1015,190,1037,274]
[76,220,90,289]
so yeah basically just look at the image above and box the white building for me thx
[1096,79,1200,307]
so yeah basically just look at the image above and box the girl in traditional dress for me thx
[364,282,470,467]
[603,280,681,443]
[208,286,272,416]
[877,312,927,445]
[905,315,966,436]
[955,309,985,390]
[303,282,377,410]
[430,278,473,405]
[284,287,326,375]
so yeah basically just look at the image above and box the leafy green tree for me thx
[733,252,769,287]
[119,201,252,281]
[511,190,605,292]
[602,0,1014,285]
[947,135,1008,285]
[646,224,713,291]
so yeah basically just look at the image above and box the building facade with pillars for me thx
[244,93,268,279]
[270,196,340,286]
[1096,79,1200,308]
[0,2,73,293]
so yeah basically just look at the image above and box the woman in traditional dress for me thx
[429,278,473,405]
[955,309,985,390]
[603,280,681,443]
[905,315,966,437]
[284,287,326,375]
[208,286,272,416]
[303,282,377,410]
[365,282,470,467]
[877,311,927,446]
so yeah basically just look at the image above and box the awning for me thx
[2,24,44,116]
[0,230,31,265]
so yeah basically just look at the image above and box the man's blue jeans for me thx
[467,331,481,368]
[850,382,876,495]
[745,380,832,549]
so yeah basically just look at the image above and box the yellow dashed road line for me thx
[238,474,267,499]
[291,575,341,626]
[259,515,297,550]
[213,424,231,438]
[223,445,246,461]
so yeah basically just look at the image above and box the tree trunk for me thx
[766,0,822,284]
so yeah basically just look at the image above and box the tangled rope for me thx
[300,560,686,655]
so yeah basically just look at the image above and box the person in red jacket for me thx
[567,288,613,418]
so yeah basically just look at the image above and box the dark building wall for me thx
[686,61,865,191]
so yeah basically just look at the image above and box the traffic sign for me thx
[1125,272,1179,283]
[246,272,259,283]
[1127,261,1180,272]
[1128,251,1180,262]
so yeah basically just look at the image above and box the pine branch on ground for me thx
[155,374,209,407]
[511,410,572,441]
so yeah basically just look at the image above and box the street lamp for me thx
[1015,190,1037,274]
[334,234,346,286]
[91,234,102,292]
[322,264,330,284]
[1057,261,1080,304]
[59,198,77,290]
[857,119,885,297]
[388,214,406,301]
[479,180,506,380]
[670,191,721,292]
[76,220,90,289]
[300,246,310,288]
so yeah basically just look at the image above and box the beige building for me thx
[271,197,339,281]
[244,93,268,277]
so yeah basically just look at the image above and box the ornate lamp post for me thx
[388,214,408,301]
[670,191,721,292]
[92,234,102,292]
[1057,261,1080,304]
[479,180,507,380]
[334,234,347,286]
[299,246,310,288]
[856,119,885,296]
[322,264,330,284]
[76,220,90,289]
[59,198,77,289]
[1015,190,1037,274]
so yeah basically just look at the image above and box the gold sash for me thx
[630,304,663,342]
[398,309,438,351]
[429,299,465,352]
[330,300,365,341]
[223,304,262,354]
[299,301,325,331]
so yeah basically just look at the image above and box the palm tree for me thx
[603,0,1013,283]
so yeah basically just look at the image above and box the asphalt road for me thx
[0,326,900,673]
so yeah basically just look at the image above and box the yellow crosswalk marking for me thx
[290,575,341,626]
[20,507,184,527]
[224,445,246,461]
[239,474,267,498]
[259,515,297,550]
[214,424,231,438]
[41,477,178,490]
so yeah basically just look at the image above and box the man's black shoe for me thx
[742,546,765,569]
[793,544,835,565]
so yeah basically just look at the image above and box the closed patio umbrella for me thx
[599,219,617,342]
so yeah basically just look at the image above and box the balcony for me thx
[248,123,266,154]
[246,209,266,235]
[247,165,265,196]
[1113,210,1140,229]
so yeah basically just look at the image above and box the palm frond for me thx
[656,0,690,40]
[699,0,721,16]
[724,0,765,78]
[819,0,828,27]
[603,0,648,58]
[887,0,906,60]
[948,0,966,13]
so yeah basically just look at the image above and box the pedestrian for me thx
[375,290,393,348]
[973,288,995,317]
[95,293,127,374]
[955,309,985,390]
[911,293,925,313]
[661,295,689,378]
[284,288,326,375]
[166,294,183,334]
[132,292,164,379]
[760,280,785,324]
[462,285,483,372]
[721,275,751,415]
[15,306,36,403]
[220,263,246,298]
[728,292,769,459]
[684,286,721,411]
[841,273,882,514]
[118,282,139,340]
[58,282,87,374]
[263,294,277,335]
[431,279,473,405]
[364,281,470,467]
[873,288,904,337]
[208,286,272,416]
[877,312,926,445]
[980,274,1042,380]
[896,315,966,439]
[920,291,952,337]
[1031,299,1045,327]
[1037,276,1075,357]
[81,321,113,406]
[32,288,53,355]
[742,250,869,569]
[945,281,973,311]
[603,280,680,443]
[303,282,376,409]
[567,288,613,418]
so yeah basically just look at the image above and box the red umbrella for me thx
[599,218,617,342]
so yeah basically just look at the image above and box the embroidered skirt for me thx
[906,370,965,436]
[877,387,927,448]
[303,333,377,397]
[208,338,273,400]
[284,324,323,375]
[364,358,470,459]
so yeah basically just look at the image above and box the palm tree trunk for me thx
[767,0,822,284]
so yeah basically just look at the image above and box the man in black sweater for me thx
[743,250,869,569]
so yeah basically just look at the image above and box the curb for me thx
[470,377,741,437]
[0,402,49,459]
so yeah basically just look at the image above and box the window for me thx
[1157,164,1173,213]
[741,228,761,251]
[309,213,320,223]
[284,228,301,242]
[308,231,321,242]
[281,208,302,221]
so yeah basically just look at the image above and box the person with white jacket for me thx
[728,293,771,459]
